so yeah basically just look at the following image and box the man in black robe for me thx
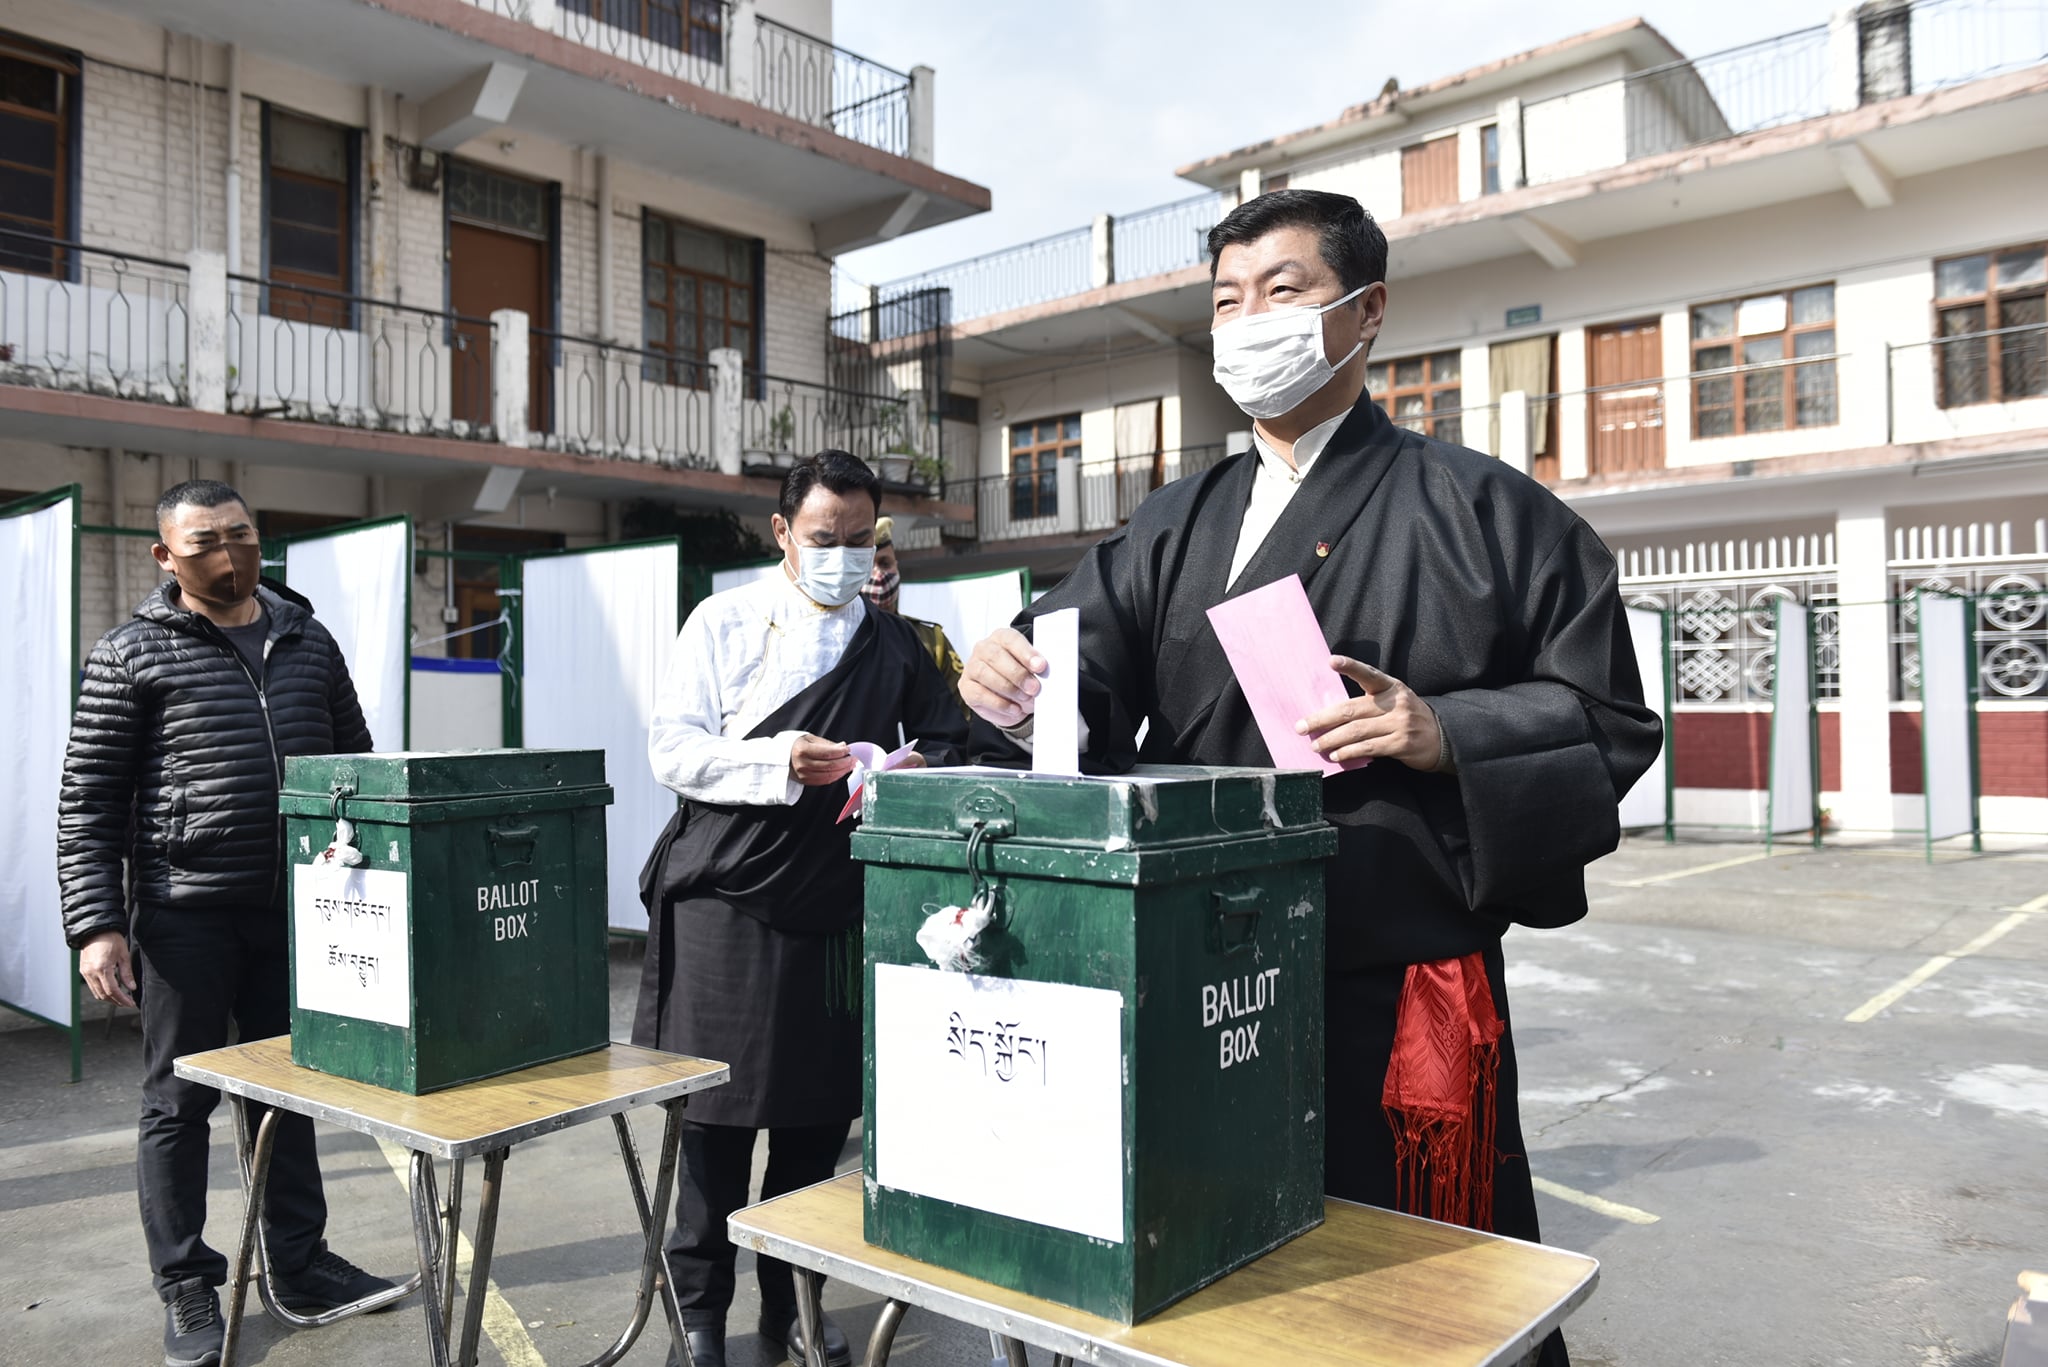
[634,452,969,1367]
[962,190,1660,1367]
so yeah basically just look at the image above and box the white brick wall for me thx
[763,249,829,384]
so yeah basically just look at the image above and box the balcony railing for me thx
[531,328,717,468]
[0,229,190,405]
[1109,190,1230,284]
[741,370,915,472]
[552,0,732,91]
[755,17,911,158]
[226,276,495,439]
[943,446,1233,544]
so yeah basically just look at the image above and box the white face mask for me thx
[1210,284,1369,420]
[789,544,875,608]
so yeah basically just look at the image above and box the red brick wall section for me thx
[1977,711,2048,798]
[1679,708,2047,796]
[1672,711,1769,789]
[1819,711,1841,792]
[1891,712,1924,795]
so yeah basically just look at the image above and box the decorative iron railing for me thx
[754,17,911,157]
[0,229,190,404]
[530,328,716,468]
[225,275,495,439]
[741,370,914,471]
[465,0,733,90]
[1108,191,1230,284]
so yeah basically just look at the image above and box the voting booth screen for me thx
[282,517,413,751]
[0,490,79,1029]
[1620,606,1672,832]
[1918,592,1979,845]
[1768,601,1819,838]
[522,542,681,932]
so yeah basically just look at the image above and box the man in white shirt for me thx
[632,451,969,1367]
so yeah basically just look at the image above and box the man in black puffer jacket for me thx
[59,480,399,1367]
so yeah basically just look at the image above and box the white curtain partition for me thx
[522,543,680,933]
[709,562,1029,659]
[1768,601,1818,839]
[1619,606,1671,832]
[0,492,79,1028]
[282,518,412,751]
[1918,592,1979,847]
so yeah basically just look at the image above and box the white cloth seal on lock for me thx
[916,901,995,973]
[317,818,367,868]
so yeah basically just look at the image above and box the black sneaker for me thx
[162,1279,223,1367]
[270,1245,399,1314]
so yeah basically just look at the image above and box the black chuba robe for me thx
[631,609,968,1128]
[1020,395,1662,1233]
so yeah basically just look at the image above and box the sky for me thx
[832,0,1844,290]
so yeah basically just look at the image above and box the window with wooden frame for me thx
[1934,244,2047,407]
[642,211,756,389]
[1479,124,1501,196]
[1010,414,1079,521]
[265,110,355,327]
[562,0,723,60]
[1366,350,1463,445]
[1690,285,1836,437]
[1400,135,1458,215]
[0,33,77,277]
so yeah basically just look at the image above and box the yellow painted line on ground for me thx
[1612,848,1804,888]
[1844,905,2041,1023]
[373,1139,548,1367]
[1530,1176,1660,1225]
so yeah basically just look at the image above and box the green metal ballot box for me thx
[850,765,1339,1324]
[280,750,614,1095]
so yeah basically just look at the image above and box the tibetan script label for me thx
[293,864,411,1028]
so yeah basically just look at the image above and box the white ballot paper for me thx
[1031,607,1081,776]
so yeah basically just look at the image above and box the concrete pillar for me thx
[106,449,129,618]
[1825,8,1863,113]
[1090,214,1114,291]
[908,65,935,165]
[1238,169,1261,206]
[1056,454,1081,534]
[862,283,881,344]
[1835,505,1894,831]
[528,0,558,29]
[710,345,743,475]
[596,153,615,341]
[490,308,529,446]
[1496,97,1525,188]
[365,85,387,299]
[729,0,758,102]
[1497,390,1531,474]
[184,249,228,413]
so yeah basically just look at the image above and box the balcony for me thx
[921,447,1232,547]
[77,0,985,251]
[0,237,963,518]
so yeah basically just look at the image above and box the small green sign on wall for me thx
[1506,304,1542,327]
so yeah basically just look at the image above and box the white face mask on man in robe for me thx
[1210,284,1370,419]
[789,544,875,608]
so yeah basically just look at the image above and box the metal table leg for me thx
[572,1099,689,1367]
[453,1147,509,1367]
[989,1331,1030,1366]
[441,1156,465,1344]
[408,1150,453,1367]
[795,1268,832,1367]
[864,1299,909,1367]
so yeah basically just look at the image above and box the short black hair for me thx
[1206,189,1388,294]
[779,450,881,525]
[156,479,250,533]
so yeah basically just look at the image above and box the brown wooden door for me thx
[449,220,548,432]
[1586,319,1665,475]
[1401,136,1459,215]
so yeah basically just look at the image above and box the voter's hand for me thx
[80,930,137,1008]
[1297,656,1446,771]
[961,627,1045,729]
[789,734,856,786]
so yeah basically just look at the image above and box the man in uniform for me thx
[960,191,1661,1367]
[59,479,399,1367]
[861,515,969,711]
[634,452,969,1367]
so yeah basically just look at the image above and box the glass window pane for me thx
[1063,414,1081,441]
[643,305,666,349]
[1795,361,1837,426]
[1793,328,1834,358]
[728,242,752,282]
[729,286,751,318]
[1743,336,1785,366]
[270,113,347,181]
[726,323,750,356]
[1744,371,1785,431]
[1430,350,1461,384]
[2001,294,2046,398]
[1694,344,1733,372]
[1395,394,1426,418]
[1940,303,1986,338]
[675,277,696,311]
[1394,358,1424,388]
[1435,416,1463,446]
[271,223,339,277]
[1012,425,1029,449]
[1997,248,2047,291]
[1364,364,1386,395]
[1432,387,1462,412]
[1694,375,1734,407]
[0,110,58,168]
[644,213,667,262]
[701,281,724,316]
[0,57,62,114]
[1937,255,1989,299]
[1695,404,1734,438]
[1791,285,1834,325]
[1692,302,1734,340]
[270,176,339,229]
[0,164,53,221]
[643,264,666,305]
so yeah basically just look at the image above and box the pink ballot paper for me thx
[1204,575,1367,776]
[837,739,920,823]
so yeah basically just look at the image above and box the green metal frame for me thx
[1,485,87,1083]
[1764,597,1822,853]
[274,514,417,749]
[1916,589,1984,863]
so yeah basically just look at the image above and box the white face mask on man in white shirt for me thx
[773,475,880,610]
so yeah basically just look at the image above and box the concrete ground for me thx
[3,835,2045,1366]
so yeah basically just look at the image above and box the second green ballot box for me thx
[850,764,1338,1324]
[280,749,613,1094]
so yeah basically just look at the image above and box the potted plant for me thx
[911,452,946,491]
[768,404,798,468]
[872,405,915,483]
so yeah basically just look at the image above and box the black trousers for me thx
[134,903,327,1298]
[1325,941,1569,1367]
[664,1119,847,1330]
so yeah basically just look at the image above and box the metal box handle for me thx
[487,822,540,868]
[952,790,1016,839]
[1212,886,1263,957]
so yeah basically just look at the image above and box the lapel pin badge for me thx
[1315,540,1331,558]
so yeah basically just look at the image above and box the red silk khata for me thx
[1381,951,1506,1230]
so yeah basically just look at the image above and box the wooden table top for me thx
[174,1037,728,1158]
[731,1174,1597,1367]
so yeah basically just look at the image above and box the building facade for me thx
[0,0,984,662]
[862,0,2048,836]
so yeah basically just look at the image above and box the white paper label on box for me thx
[292,864,411,1028]
[872,963,1125,1243]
